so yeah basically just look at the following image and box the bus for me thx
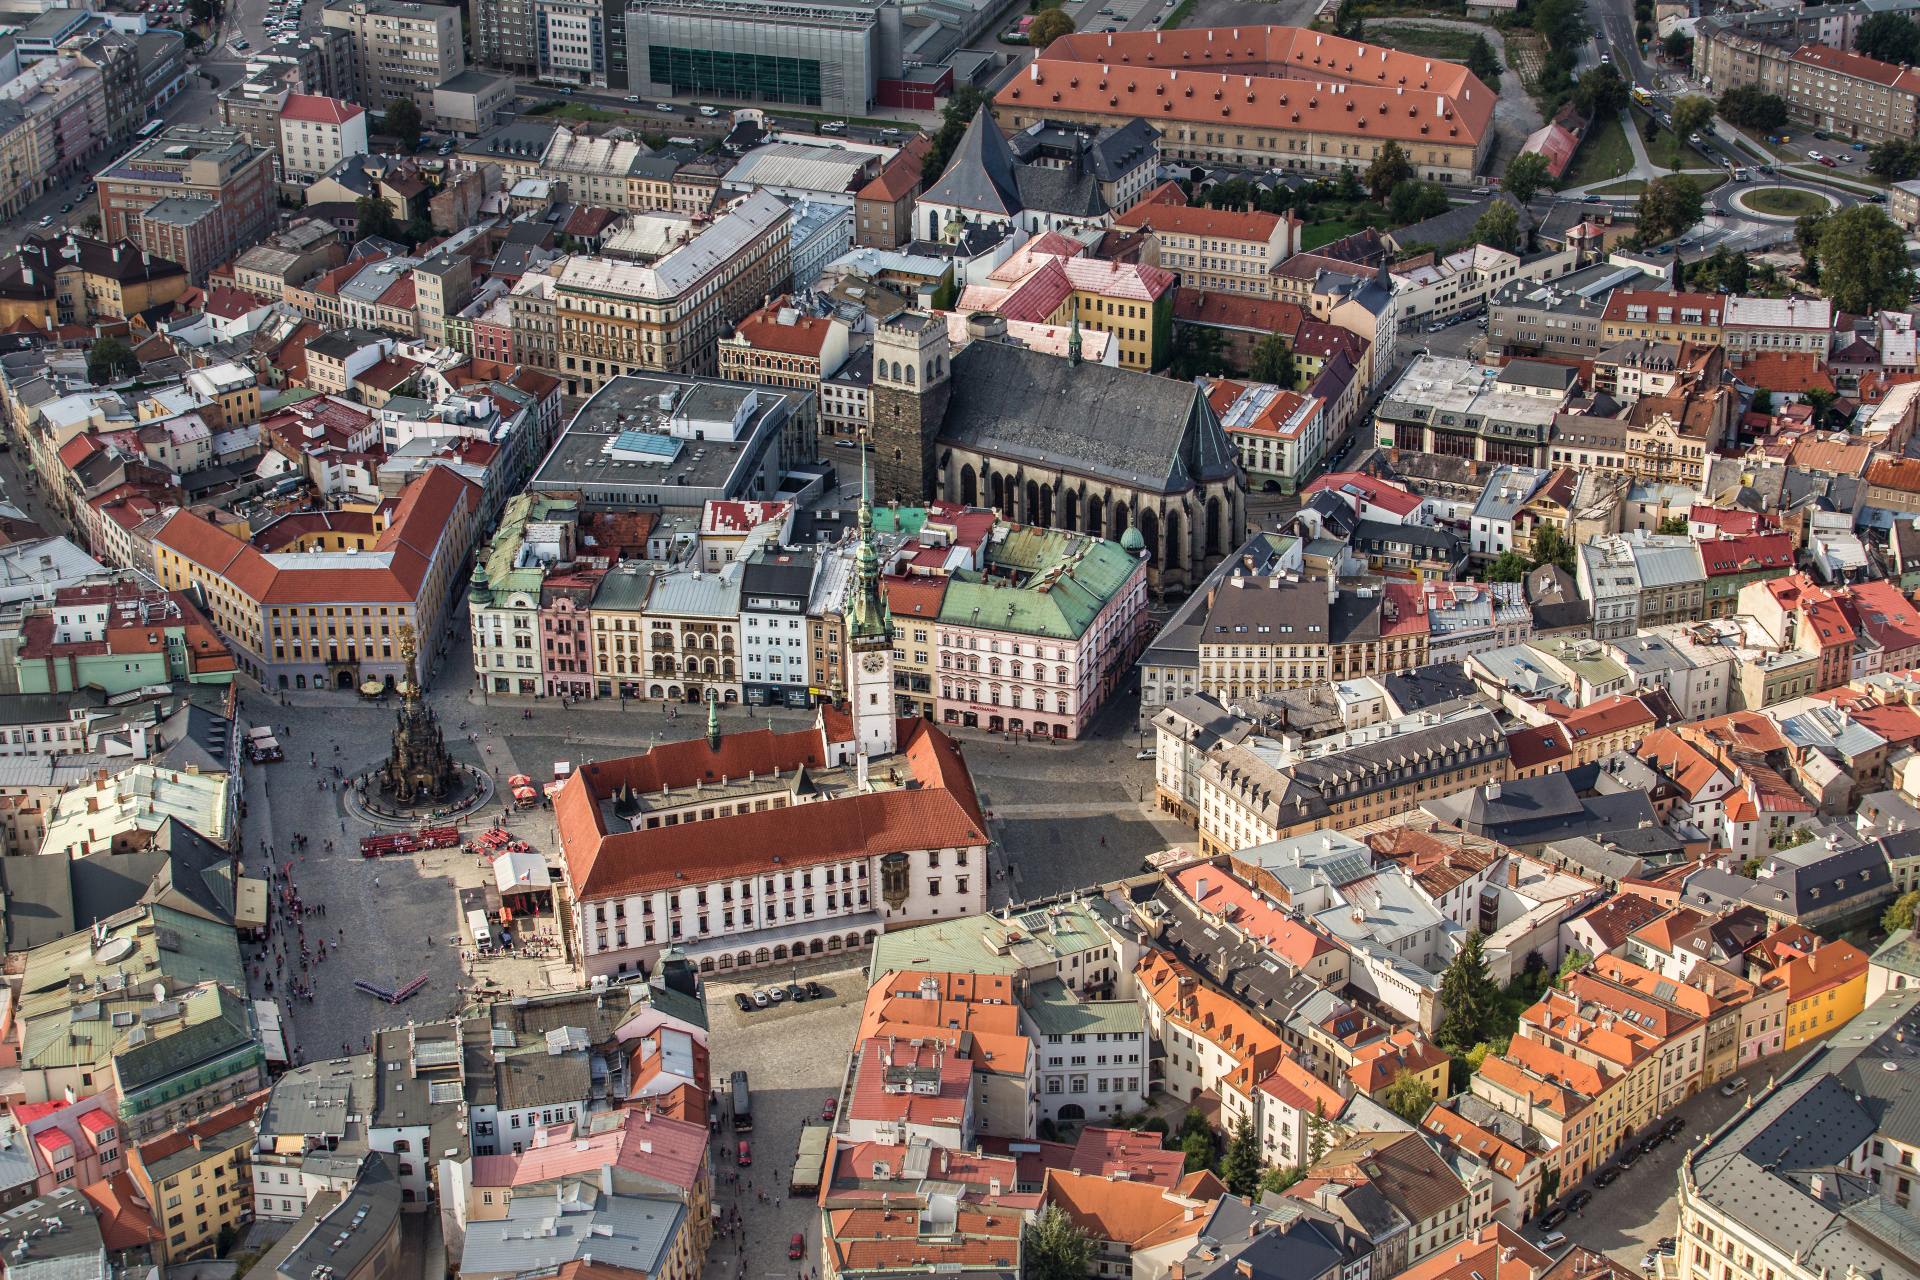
[136,118,166,139]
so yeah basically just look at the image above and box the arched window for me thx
[905,364,916,386]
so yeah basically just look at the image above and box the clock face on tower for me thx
[862,652,887,673]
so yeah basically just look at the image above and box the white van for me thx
[1538,1233,1568,1253]
[466,908,493,949]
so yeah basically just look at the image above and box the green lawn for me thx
[1303,216,1384,250]
[1564,111,1633,186]
[1361,21,1484,60]
[1592,178,1648,195]
[527,101,624,123]
[1163,0,1196,26]
[1742,185,1830,217]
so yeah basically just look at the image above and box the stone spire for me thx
[846,446,891,643]
[706,688,721,752]
[1068,297,1082,367]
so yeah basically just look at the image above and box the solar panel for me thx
[612,430,677,458]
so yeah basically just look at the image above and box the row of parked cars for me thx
[731,978,825,1011]
[1535,1113,1691,1236]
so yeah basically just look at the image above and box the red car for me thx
[822,1097,838,1121]
[788,1234,806,1260]
[736,1140,752,1166]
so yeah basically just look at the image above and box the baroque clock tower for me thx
[845,455,897,760]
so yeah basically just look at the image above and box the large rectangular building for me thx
[621,0,894,118]
[994,27,1497,184]
[94,125,275,274]
[321,0,466,122]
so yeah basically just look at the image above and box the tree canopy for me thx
[1869,140,1920,183]
[1473,200,1522,253]
[1717,85,1788,131]
[1634,174,1704,247]
[1886,889,1920,934]
[1387,180,1452,225]
[1855,11,1920,64]
[383,97,422,151]
[87,337,138,385]
[1027,7,1074,51]
[1249,334,1294,388]
[1436,932,1503,1053]
[1220,1115,1263,1196]
[1466,35,1503,90]
[1816,204,1914,315]
[1023,1206,1094,1280]
[1573,63,1628,118]
[1365,141,1415,202]
[1503,152,1551,207]
[1379,1073,1438,1125]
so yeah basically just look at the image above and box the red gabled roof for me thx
[281,93,364,125]
[1700,531,1794,577]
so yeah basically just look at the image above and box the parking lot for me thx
[704,962,866,1277]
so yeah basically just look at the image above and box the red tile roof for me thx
[556,718,986,900]
[1699,531,1794,577]
[1602,289,1726,326]
[1790,42,1920,90]
[1002,26,1497,150]
[281,93,364,125]
[1115,186,1285,241]
[731,297,840,358]
[1173,288,1307,335]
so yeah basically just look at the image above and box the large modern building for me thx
[622,0,893,117]
[94,125,276,281]
[1696,4,1920,143]
[321,0,467,121]
[552,188,793,395]
[1676,991,1920,1280]
[995,27,1497,183]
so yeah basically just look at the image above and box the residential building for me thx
[1114,182,1299,297]
[0,233,188,330]
[129,1094,266,1263]
[321,0,467,122]
[95,126,276,284]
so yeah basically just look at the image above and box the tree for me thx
[1669,95,1714,165]
[1531,0,1589,54]
[1436,931,1503,1053]
[1332,1,1363,39]
[1634,174,1704,247]
[1466,35,1503,90]
[1365,141,1414,202]
[1717,85,1788,132]
[1181,1127,1215,1173]
[1027,6,1075,51]
[1662,30,1692,63]
[1464,1041,1496,1072]
[1306,1099,1333,1167]
[1573,63,1628,119]
[1260,1165,1307,1194]
[1806,386,1838,428]
[86,337,137,385]
[1023,1205,1095,1280]
[1473,200,1522,252]
[1220,1115,1263,1196]
[1885,889,1920,933]
[1250,333,1294,387]
[1387,180,1452,225]
[1816,204,1915,315]
[1868,139,1920,183]
[1532,523,1577,573]
[1168,325,1226,380]
[921,84,988,189]
[1686,244,1750,294]
[1657,515,1690,535]
[1503,152,1551,206]
[383,97,422,151]
[1379,1073,1438,1124]
[1855,11,1920,65]
[1485,551,1531,582]
[1751,389,1773,416]
[356,195,401,243]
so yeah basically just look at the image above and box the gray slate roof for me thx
[941,338,1237,493]
[920,110,1021,216]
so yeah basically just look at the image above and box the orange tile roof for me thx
[1348,1028,1450,1094]
[1790,42,1920,91]
[80,1174,156,1253]
[1777,938,1868,1003]
[856,135,930,203]
[732,296,841,358]
[1256,1049,1345,1119]
[1138,948,1284,1067]
[1869,456,1920,494]
[1172,862,1339,966]
[1422,1106,1532,1179]
[1001,26,1497,150]
[281,92,364,125]
[1173,288,1308,335]
[1115,189,1286,241]
[1636,728,1726,799]
[1044,1169,1217,1247]
[1601,290,1726,327]
[881,574,949,621]
[556,718,987,899]
[1557,693,1655,742]
[1398,1224,1554,1280]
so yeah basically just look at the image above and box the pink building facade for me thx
[13,1092,126,1196]
[540,571,601,700]
[933,550,1150,740]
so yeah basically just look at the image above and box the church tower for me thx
[845,455,897,760]
[868,312,951,505]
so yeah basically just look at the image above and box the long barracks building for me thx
[993,27,1496,184]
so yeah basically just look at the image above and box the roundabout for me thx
[1733,185,1837,219]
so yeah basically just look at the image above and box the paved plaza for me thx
[236,598,1180,1068]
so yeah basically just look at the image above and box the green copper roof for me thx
[938,530,1140,641]
[471,493,581,603]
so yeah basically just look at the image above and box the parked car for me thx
[733,993,754,1013]
[765,986,786,1004]
[736,1140,752,1166]
[751,989,770,1008]
[789,1234,805,1260]
[1808,149,1826,162]
[1595,1166,1622,1187]
[787,983,807,1003]
[1566,1189,1593,1213]
[1663,1115,1686,1138]
[804,979,823,998]
[822,1097,838,1121]
[1538,1207,1568,1231]
[1616,1147,1640,1169]
[655,103,676,112]
[1136,748,1157,760]
[1852,141,1868,150]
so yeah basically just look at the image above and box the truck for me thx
[731,1070,752,1132]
